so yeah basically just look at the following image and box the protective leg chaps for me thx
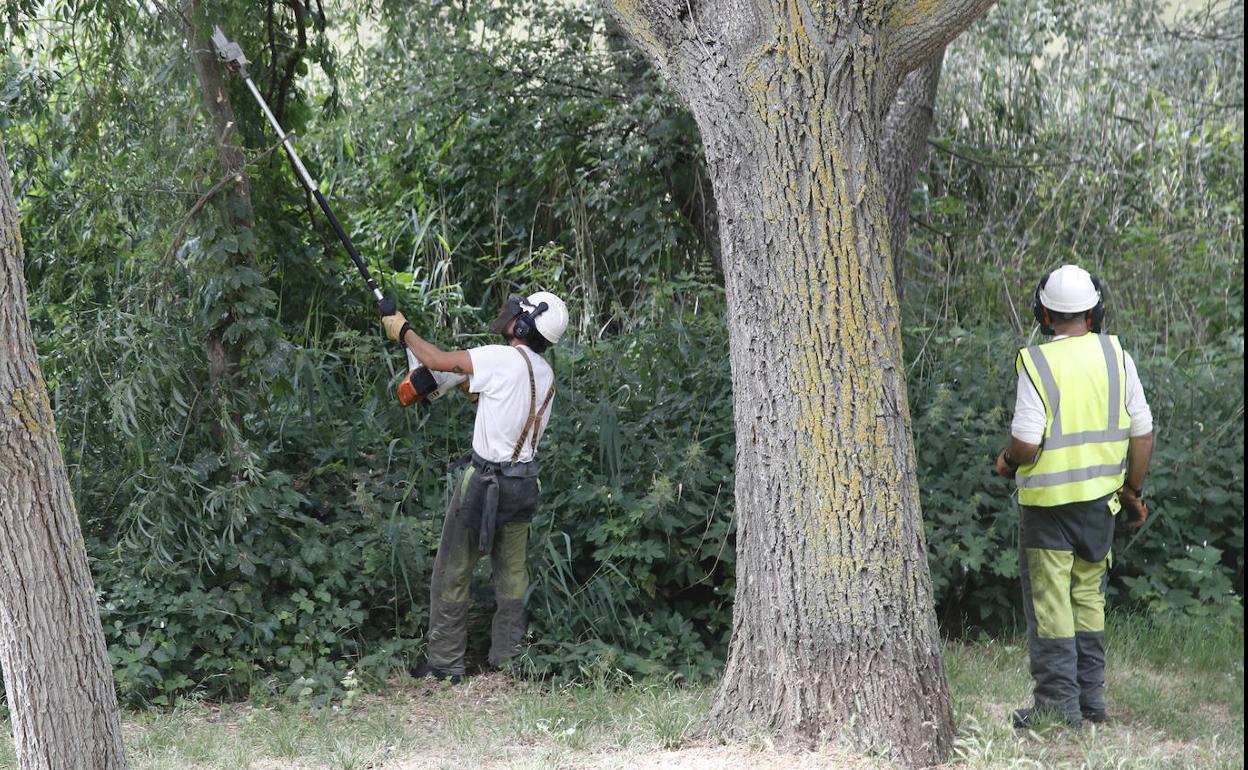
[488,522,530,668]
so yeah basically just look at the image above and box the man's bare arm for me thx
[401,329,473,375]
[995,436,1042,479]
[1125,432,1154,492]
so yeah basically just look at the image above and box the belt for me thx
[471,451,539,478]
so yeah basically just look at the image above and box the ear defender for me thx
[512,311,532,341]
[511,301,549,342]
[1088,273,1106,333]
[1032,271,1055,335]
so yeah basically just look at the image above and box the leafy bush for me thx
[524,280,735,682]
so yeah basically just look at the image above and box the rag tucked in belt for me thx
[471,451,539,554]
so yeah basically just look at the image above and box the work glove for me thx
[382,311,413,342]
[1117,486,1149,529]
[995,450,1018,480]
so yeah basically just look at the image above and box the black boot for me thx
[1012,706,1083,730]
[414,661,462,685]
[1081,707,1109,724]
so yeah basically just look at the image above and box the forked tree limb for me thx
[885,0,997,83]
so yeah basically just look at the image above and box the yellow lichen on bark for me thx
[892,0,945,26]
[709,0,921,621]
[609,0,664,66]
[4,380,54,439]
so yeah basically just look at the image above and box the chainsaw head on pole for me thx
[210,26,249,75]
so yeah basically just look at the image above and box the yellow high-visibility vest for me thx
[1015,334,1131,506]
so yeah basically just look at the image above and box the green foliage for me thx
[911,0,1244,351]
[525,288,735,681]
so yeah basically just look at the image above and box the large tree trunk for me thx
[697,33,952,765]
[604,1,993,765]
[0,141,128,768]
[881,51,945,301]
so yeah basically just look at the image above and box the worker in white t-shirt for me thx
[993,265,1153,729]
[383,292,570,683]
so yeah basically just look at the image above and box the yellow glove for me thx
[382,312,410,342]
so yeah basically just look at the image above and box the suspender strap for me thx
[512,347,556,463]
[531,387,555,456]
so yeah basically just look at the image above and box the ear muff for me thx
[1088,273,1106,333]
[512,310,533,341]
[512,301,549,342]
[1032,271,1055,335]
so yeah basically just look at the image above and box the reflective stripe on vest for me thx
[1015,334,1131,506]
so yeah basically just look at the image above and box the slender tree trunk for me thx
[0,140,128,769]
[881,51,945,301]
[604,1,995,765]
[179,0,257,389]
[680,166,723,271]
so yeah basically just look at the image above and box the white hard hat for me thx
[1039,265,1100,313]
[524,291,569,345]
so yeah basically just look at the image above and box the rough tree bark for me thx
[0,140,128,768]
[880,51,945,301]
[177,0,258,389]
[603,1,993,765]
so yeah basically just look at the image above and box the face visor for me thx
[489,294,528,337]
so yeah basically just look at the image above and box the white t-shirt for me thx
[1011,336,1153,444]
[467,344,555,463]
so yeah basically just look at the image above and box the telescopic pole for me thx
[209,27,396,316]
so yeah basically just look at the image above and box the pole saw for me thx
[209,27,466,404]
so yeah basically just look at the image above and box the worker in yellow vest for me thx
[995,265,1154,729]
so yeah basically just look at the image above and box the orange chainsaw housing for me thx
[396,368,475,406]
[397,371,422,406]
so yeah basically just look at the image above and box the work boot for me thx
[413,661,462,685]
[1012,706,1083,730]
[491,657,528,680]
[1081,707,1110,724]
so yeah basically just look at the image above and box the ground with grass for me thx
[0,616,1240,769]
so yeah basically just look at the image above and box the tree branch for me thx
[601,0,687,76]
[274,0,308,125]
[881,49,945,301]
[886,0,997,82]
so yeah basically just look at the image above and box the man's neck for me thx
[1052,321,1092,338]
